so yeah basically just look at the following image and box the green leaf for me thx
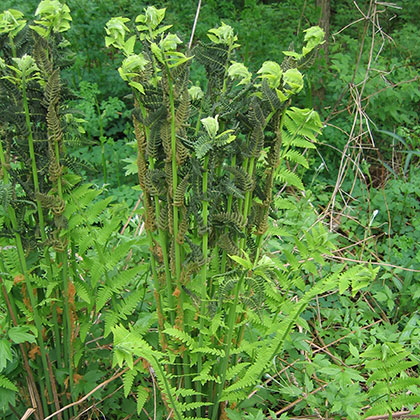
[0,340,13,372]
[228,61,252,85]
[137,386,149,414]
[0,375,18,392]
[8,326,36,344]
[229,253,253,270]
[75,281,91,304]
[257,61,282,89]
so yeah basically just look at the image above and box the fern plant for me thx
[102,6,378,419]
[0,2,141,418]
[361,342,420,419]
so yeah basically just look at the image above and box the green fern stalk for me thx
[211,271,246,420]
[0,101,51,419]
[165,61,194,403]
[137,97,175,324]
[21,73,57,408]
[52,137,74,406]
[196,153,210,415]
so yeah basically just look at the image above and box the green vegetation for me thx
[0,1,419,419]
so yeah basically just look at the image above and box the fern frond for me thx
[123,368,137,398]
[194,42,228,75]
[282,149,309,168]
[225,362,250,381]
[175,90,190,128]
[44,69,61,106]
[284,107,322,141]
[0,375,18,392]
[164,327,196,350]
[261,79,282,111]
[146,126,162,159]
[225,166,254,192]
[174,174,189,207]
[276,168,304,190]
[74,280,91,304]
[212,211,246,233]
[217,232,240,256]
[194,134,213,159]
[136,386,149,415]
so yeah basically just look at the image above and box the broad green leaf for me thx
[8,326,36,344]
[257,61,282,89]
[0,340,13,372]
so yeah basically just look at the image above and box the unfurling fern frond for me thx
[144,169,166,196]
[174,174,189,207]
[141,86,164,111]
[194,42,228,76]
[218,275,239,304]
[217,232,240,256]
[185,237,205,268]
[248,98,266,130]
[194,134,212,159]
[171,61,191,100]
[33,34,53,75]
[160,121,172,159]
[194,42,229,94]
[144,106,167,129]
[211,211,246,234]
[248,126,264,158]
[176,209,189,245]
[146,126,162,159]
[0,182,13,210]
[157,203,169,231]
[133,113,147,152]
[261,79,282,111]
[44,69,61,106]
[175,90,190,128]
[176,139,190,166]
[225,166,254,192]
[283,107,322,142]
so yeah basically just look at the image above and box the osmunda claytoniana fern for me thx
[102,6,363,420]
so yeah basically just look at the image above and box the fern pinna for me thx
[104,7,347,419]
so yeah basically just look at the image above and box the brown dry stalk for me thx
[0,277,44,420]
[46,354,62,420]
[275,384,328,416]
[43,358,141,420]
[19,408,36,420]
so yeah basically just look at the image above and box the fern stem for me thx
[167,70,182,294]
[0,140,9,183]
[0,273,47,419]
[21,74,56,407]
[137,98,175,324]
[52,132,75,405]
[240,156,256,250]
[165,60,193,406]
[22,76,46,237]
[196,154,209,415]
[220,154,237,273]
[211,271,246,420]
[97,103,107,185]
[1,108,52,417]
